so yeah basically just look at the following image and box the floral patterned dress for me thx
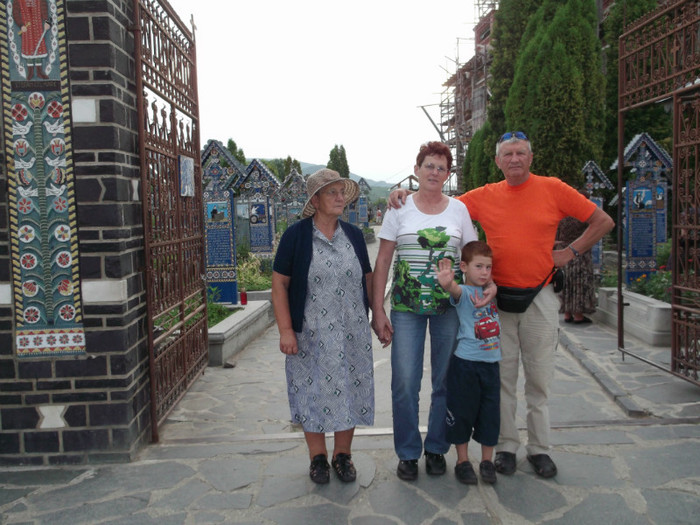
[286,224,374,433]
[556,217,596,315]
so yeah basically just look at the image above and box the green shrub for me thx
[237,254,272,291]
[206,286,238,327]
[629,271,672,302]
[656,240,671,268]
[236,243,250,261]
[600,269,618,287]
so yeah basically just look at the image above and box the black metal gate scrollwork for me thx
[619,0,700,385]
[133,0,208,441]
[672,87,700,383]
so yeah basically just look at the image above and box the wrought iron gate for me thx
[618,0,700,385]
[133,0,208,441]
[672,86,700,384]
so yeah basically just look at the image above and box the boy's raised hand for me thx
[436,258,455,292]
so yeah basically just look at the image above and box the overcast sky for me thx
[165,1,478,183]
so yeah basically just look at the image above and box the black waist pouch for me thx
[496,267,558,313]
[496,286,542,313]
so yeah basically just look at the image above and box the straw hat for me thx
[302,168,360,218]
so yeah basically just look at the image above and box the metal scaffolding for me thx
[439,1,498,195]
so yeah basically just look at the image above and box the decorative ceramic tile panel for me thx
[273,168,306,227]
[1,0,86,357]
[202,140,240,303]
[232,159,279,255]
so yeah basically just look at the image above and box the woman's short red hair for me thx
[416,141,452,171]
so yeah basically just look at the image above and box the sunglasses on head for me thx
[498,131,528,143]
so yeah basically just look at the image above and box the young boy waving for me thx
[436,240,501,485]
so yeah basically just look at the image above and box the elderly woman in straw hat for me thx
[272,168,374,484]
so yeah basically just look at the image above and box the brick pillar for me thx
[0,0,151,465]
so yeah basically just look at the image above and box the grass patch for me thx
[207,303,241,328]
[237,254,272,291]
[207,286,241,327]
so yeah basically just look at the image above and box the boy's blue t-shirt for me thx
[450,284,501,362]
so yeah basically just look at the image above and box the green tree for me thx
[601,0,671,172]
[327,144,350,178]
[226,138,247,165]
[505,0,604,187]
[338,145,350,178]
[282,156,302,178]
[463,122,493,191]
[257,157,303,183]
[263,159,284,181]
[485,0,543,179]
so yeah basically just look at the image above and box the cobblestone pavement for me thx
[2,230,700,523]
[2,315,699,525]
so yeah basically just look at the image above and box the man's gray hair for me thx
[496,137,533,156]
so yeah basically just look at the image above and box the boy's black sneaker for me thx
[479,460,497,484]
[455,461,478,485]
[397,459,418,481]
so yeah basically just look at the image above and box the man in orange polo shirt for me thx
[390,132,614,479]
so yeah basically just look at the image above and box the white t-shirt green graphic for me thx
[378,195,477,315]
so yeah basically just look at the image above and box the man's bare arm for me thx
[552,208,614,267]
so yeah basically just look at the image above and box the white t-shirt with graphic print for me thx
[378,195,476,315]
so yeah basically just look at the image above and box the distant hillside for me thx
[241,159,391,202]
[298,162,392,202]
[297,162,392,187]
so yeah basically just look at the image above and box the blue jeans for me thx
[390,308,459,460]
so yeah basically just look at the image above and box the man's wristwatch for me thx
[568,245,580,258]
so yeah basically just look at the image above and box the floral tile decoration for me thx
[1,0,86,357]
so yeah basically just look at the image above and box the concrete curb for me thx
[208,300,275,366]
[559,330,648,417]
[246,290,271,302]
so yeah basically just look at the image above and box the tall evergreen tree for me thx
[505,0,604,187]
[282,156,302,179]
[327,144,350,178]
[463,121,494,191]
[463,127,482,192]
[226,138,247,165]
[328,146,340,172]
[338,145,350,179]
[485,0,543,179]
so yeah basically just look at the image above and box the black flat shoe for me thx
[527,454,557,478]
[494,451,517,475]
[332,453,357,482]
[455,461,478,485]
[573,317,592,324]
[479,460,497,484]
[309,454,330,484]
[564,317,573,323]
[424,451,446,475]
[397,459,418,481]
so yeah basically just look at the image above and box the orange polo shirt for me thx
[457,174,596,288]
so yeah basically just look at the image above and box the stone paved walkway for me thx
[2,229,700,523]
[2,315,699,524]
